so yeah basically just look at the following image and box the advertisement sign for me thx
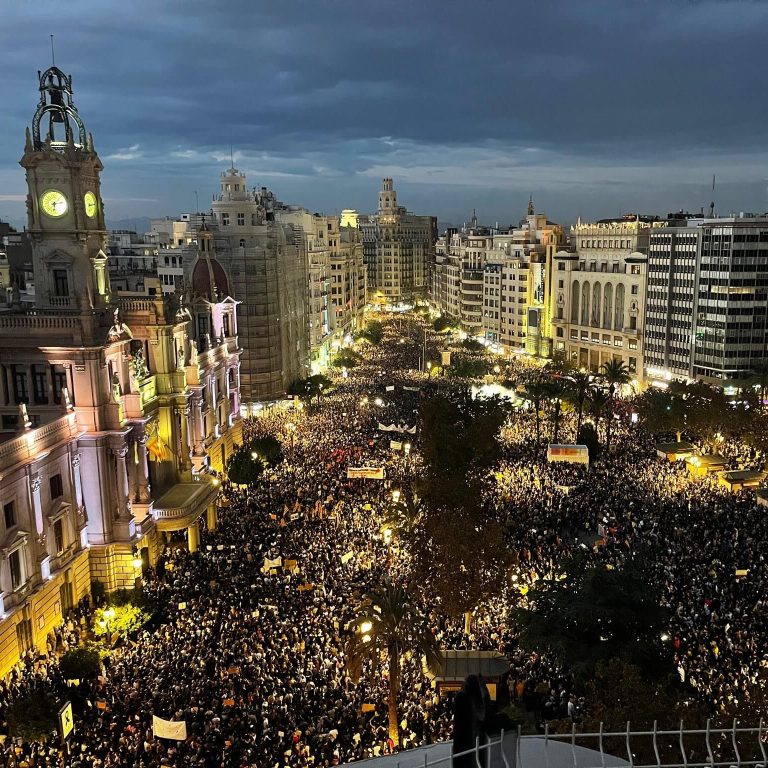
[546,444,589,466]
[58,702,74,742]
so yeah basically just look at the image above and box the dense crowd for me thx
[0,312,765,767]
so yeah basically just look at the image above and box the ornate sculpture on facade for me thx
[107,307,133,342]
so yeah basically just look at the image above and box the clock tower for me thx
[20,66,110,310]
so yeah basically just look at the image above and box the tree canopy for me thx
[515,553,669,680]
[227,447,265,485]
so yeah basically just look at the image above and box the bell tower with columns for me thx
[20,66,110,311]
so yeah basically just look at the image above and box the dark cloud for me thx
[1,0,767,227]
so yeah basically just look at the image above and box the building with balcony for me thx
[431,203,564,356]
[356,178,437,302]
[551,216,665,376]
[0,64,241,678]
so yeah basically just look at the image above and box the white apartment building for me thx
[551,216,665,376]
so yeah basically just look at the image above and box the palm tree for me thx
[543,379,568,444]
[587,388,610,447]
[600,359,631,452]
[567,371,594,441]
[522,380,549,451]
[345,579,442,748]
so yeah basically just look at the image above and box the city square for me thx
[1,3,768,767]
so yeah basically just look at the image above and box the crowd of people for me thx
[0,312,765,767]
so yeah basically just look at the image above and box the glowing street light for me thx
[374,398,384,407]
[359,620,373,634]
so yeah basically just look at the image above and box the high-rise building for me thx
[645,215,768,385]
[209,167,309,402]
[551,216,664,376]
[355,178,436,301]
[0,65,240,677]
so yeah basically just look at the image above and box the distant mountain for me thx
[107,216,153,233]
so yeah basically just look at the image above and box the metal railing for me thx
[386,720,767,768]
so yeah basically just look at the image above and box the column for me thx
[190,394,205,456]
[187,520,200,552]
[112,445,131,520]
[71,453,88,548]
[176,406,192,471]
[206,504,217,532]
[135,434,151,501]
[29,473,50,580]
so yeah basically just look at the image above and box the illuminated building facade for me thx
[357,178,437,301]
[645,216,768,385]
[209,168,309,402]
[0,65,240,677]
[551,216,664,376]
[431,203,563,356]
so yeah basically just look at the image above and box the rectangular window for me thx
[12,368,28,404]
[221,213,230,226]
[33,367,48,405]
[52,269,69,297]
[49,474,63,500]
[54,519,64,555]
[9,550,23,591]
[631,285,639,295]
[629,339,638,350]
[52,369,68,404]
[614,338,623,347]
[3,501,15,530]
[237,213,245,226]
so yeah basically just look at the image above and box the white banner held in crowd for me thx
[153,715,188,741]
[403,386,420,392]
[385,385,395,392]
[377,423,417,435]
[347,467,385,480]
[390,440,403,451]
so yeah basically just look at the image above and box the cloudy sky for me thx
[1,0,767,229]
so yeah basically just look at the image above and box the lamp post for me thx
[101,607,115,646]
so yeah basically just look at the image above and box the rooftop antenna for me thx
[230,144,234,169]
[50,34,55,66]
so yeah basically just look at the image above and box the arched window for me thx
[592,283,601,327]
[570,280,580,324]
[614,284,625,331]
[239,239,245,249]
[581,282,590,326]
[603,284,613,329]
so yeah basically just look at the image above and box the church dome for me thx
[191,256,229,301]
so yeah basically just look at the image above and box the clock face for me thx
[40,189,68,218]
[84,191,97,218]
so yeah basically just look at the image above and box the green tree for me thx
[522,380,549,450]
[287,374,332,405]
[433,314,458,333]
[94,604,149,644]
[587,387,609,447]
[345,579,442,747]
[5,692,58,742]
[248,434,284,466]
[59,647,101,681]
[450,355,489,378]
[461,337,485,353]
[566,371,594,441]
[600,359,631,452]
[227,447,265,485]
[332,349,363,369]
[543,378,568,444]
[357,320,384,345]
[515,553,668,681]
[413,392,513,615]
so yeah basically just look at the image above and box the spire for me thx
[528,195,534,216]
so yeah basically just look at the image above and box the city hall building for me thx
[0,65,241,676]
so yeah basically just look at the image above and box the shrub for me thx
[59,647,101,681]
[5,692,58,742]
